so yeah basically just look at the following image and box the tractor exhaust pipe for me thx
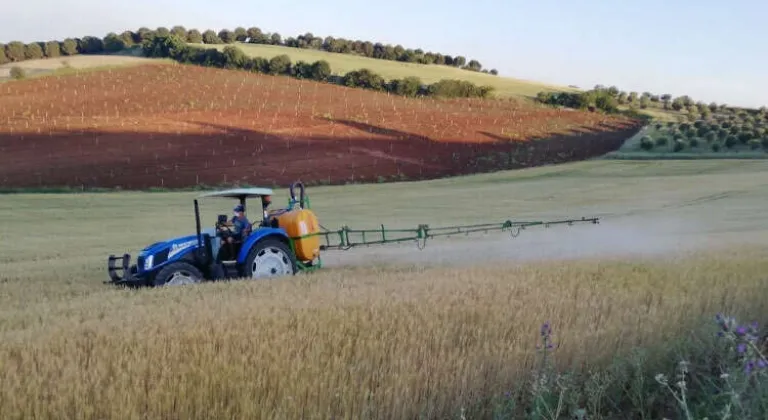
[194,199,204,259]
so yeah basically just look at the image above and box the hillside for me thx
[0,62,640,190]
[191,42,576,99]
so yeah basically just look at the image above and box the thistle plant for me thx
[714,313,768,376]
[656,314,768,419]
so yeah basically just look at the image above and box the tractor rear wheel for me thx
[152,261,204,287]
[243,238,297,279]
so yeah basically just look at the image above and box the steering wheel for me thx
[216,221,234,237]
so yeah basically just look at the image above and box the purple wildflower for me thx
[540,321,551,337]
[736,326,747,337]
[745,360,756,375]
[758,360,767,369]
[737,343,747,354]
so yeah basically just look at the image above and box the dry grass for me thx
[2,160,768,418]
[2,249,767,419]
[0,54,166,81]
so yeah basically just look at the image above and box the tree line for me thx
[536,85,767,117]
[1,25,498,75]
[144,35,494,99]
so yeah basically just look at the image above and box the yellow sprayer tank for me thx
[274,208,321,262]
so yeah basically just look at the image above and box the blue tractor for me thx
[106,181,603,288]
[106,181,323,287]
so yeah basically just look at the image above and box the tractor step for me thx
[210,261,241,280]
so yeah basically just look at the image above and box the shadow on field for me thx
[0,119,643,190]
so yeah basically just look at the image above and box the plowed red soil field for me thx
[0,63,642,189]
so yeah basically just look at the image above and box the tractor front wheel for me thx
[243,238,297,279]
[152,262,204,287]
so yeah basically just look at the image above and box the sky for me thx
[2,0,766,108]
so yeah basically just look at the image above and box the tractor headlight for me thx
[143,255,154,270]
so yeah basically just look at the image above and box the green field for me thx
[190,41,578,98]
[3,160,768,418]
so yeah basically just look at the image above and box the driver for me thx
[231,204,251,240]
[220,204,251,245]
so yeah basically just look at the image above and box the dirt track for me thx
[0,63,642,189]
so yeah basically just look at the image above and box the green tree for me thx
[103,33,126,52]
[243,57,269,73]
[5,41,26,61]
[246,27,265,43]
[171,26,187,39]
[221,45,247,69]
[202,30,221,44]
[24,43,44,59]
[639,136,654,150]
[43,41,60,58]
[142,34,189,60]
[343,69,386,91]
[267,54,291,74]
[156,27,170,37]
[78,36,104,53]
[310,60,331,81]
[218,29,236,43]
[187,29,203,43]
[60,39,78,55]
[234,27,247,42]
[0,44,8,64]
[466,59,482,71]
[134,27,155,43]
[390,76,422,97]
[738,131,753,144]
[639,96,650,109]
[118,31,135,46]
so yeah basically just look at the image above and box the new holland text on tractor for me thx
[106,181,600,287]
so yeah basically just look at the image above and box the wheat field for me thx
[2,160,768,419]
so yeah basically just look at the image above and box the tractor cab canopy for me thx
[197,187,275,208]
[197,187,276,227]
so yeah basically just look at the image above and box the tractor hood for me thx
[139,228,217,256]
[136,228,216,272]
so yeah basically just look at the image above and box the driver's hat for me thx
[233,204,244,212]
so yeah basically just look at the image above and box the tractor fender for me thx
[237,228,290,264]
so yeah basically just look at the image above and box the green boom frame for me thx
[283,188,600,273]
